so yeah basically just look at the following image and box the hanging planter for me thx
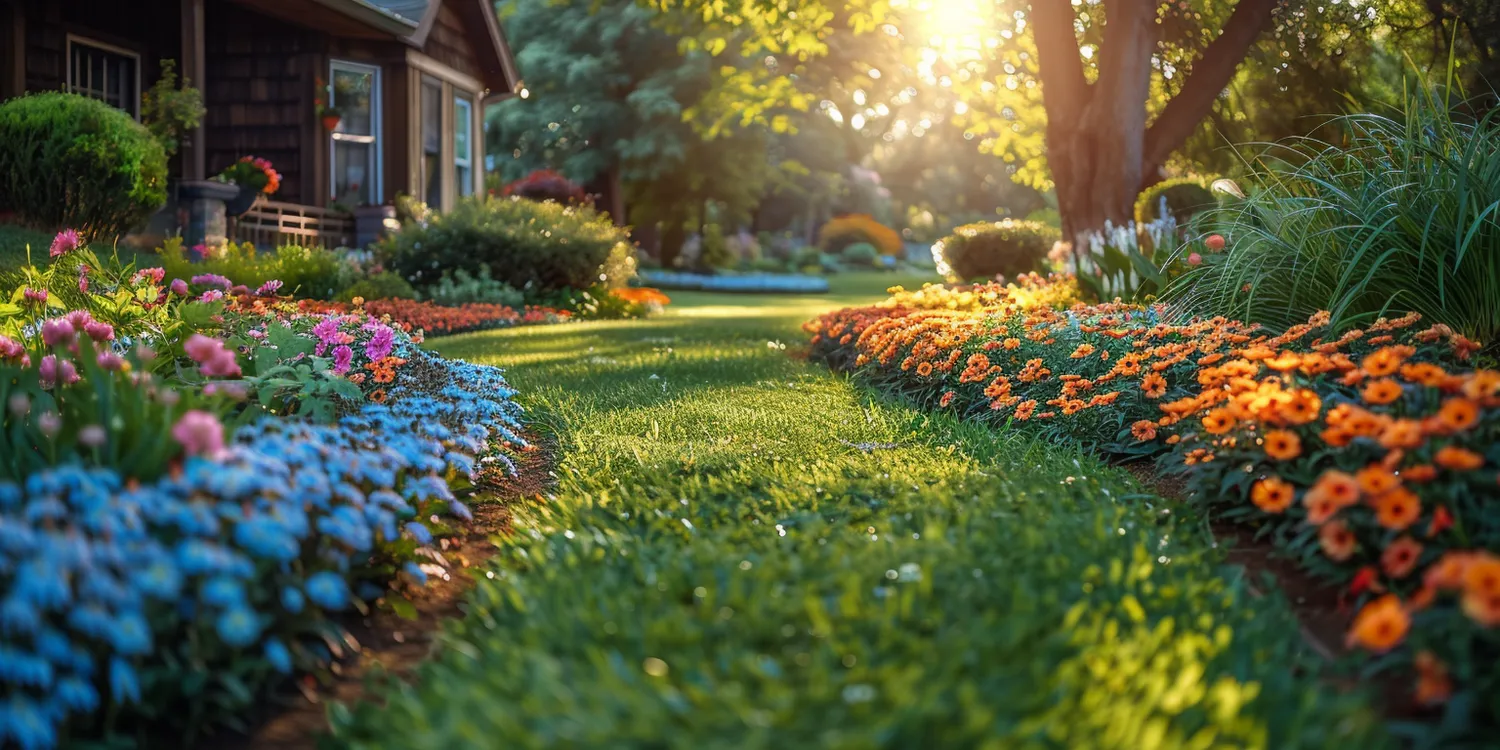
[322,112,343,132]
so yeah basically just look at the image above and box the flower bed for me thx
[638,269,830,293]
[805,275,1500,735]
[284,298,571,337]
[0,232,531,747]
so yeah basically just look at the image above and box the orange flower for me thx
[1378,419,1425,450]
[1361,378,1403,405]
[1310,470,1360,508]
[1414,651,1453,705]
[369,388,388,404]
[1461,370,1500,404]
[1400,362,1450,387]
[1404,464,1437,483]
[1002,337,1021,350]
[1435,445,1484,471]
[1265,352,1303,372]
[1372,487,1421,531]
[1346,594,1409,652]
[1425,551,1474,590]
[1262,429,1301,460]
[916,361,934,377]
[1013,400,1036,420]
[1201,408,1235,435]
[1463,553,1500,596]
[1462,589,1500,627]
[939,391,956,408]
[1435,398,1480,433]
[1130,420,1158,442]
[1069,343,1095,359]
[1141,372,1167,399]
[1426,505,1454,537]
[1361,347,1406,377]
[1381,536,1423,578]
[1319,519,1357,559]
[1355,464,1400,496]
[1282,389,1322,425]
[1251,476,1295,513]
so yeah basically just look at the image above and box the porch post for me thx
[180,0,207,180]
[5,3,24,99]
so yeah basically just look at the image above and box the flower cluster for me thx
[805,275,1500,721]
[282,298,571,337]
[217,155,281,195]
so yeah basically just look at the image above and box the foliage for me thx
[140,59,205,157]
[1134,177,1216,226]
[1071,219,1224,303]
[500,169,588,204]
[330,285,1385,749]
[336,272,417,303]
[158,239,347,300]
[0,92,168,240]
[571,285,671,319]
[805,278,1500,739]
[933,219,1057,283]
[698,224,734,269]
[421,265,525,308]
[215,156,281,196]
[817,213,903,256]
[382,196,636,299]
[290,297,571,338]
[1167,100,1500,346]
[840,241,880,267]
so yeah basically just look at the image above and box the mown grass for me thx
[327,274,1386,748]
[0,222,157,272]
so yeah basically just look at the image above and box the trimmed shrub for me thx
[158,239,347,299]
[382,196,635,298]
[1133,177,1216,225]
[935,219,1058,282]
[500,169,587,204]
[841,242,880,267]
[422,264,524,308]
[0,92,168,239]
[336,271,418,303]
[818,213,903,256]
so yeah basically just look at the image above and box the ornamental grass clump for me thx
[1166,96,1500,346]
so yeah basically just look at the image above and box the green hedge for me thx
[382,196,635,298]
[0,92,168,239]
[936,219,1057,282]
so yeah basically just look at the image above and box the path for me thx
[327,273,1385,748]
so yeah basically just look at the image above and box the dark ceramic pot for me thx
[224,184,262,217]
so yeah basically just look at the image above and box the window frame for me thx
[453,92,475,199]
[65,34,141,118]
[328,59,383,205]
[419,74,444,209]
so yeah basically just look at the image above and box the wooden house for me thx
[0,0,522,245]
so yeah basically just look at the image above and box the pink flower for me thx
[365,326,395,362]
[204,381,248,400]
[96,351,125,371]
[77,269,89,295]
[170,279,190,296]
[256,280,283,296]
[332,345,353,374]
[78,425,107,448]
[131,267,166,285]
[198,290,224,303]
[49,229,81,259]
[84,321,114,342]
[8,393,29,417]
[38,355,78,388]
[1205,234,1226,251]
[21,287,46,305]
[172,410,226,459]
[40,319,75,347]
[190,274,232,290]
[36,411,61,437]
[199,350,241,378]
[1187,252,1203,266]
[183,334,223,362]
[0,336,25,362]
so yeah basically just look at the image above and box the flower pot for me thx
[322,113,343,132]
[225,184,262,217]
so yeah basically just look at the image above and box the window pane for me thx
[454,95,473,198]
[334,141,374,205]
[68,40,137,114]
[332,68,374,135]
[422,80,442,208]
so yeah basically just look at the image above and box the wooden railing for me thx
[230,199,356,249]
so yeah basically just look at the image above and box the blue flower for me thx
[0,646,54,688]
[54,675,99,712]
[214,607,263,648]
[264,638,292,674]
[281,586,305,614]
[404,522,433,546]
[0,695,57,750]
[201,577,246,607]
[304,572,349,610]
[402,562,428,586]
[109,611,152,655]
[13,563,68,608]
[232,516,300,562]
[0,598,39,635]
[136,559,182,600]
[109,658,140,703]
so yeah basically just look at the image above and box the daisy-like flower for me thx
[49,228,82,258]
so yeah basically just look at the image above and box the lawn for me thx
[328,273,1385,748]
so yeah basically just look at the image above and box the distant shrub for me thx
[382,196,635,298]
[423,264,524,308]
[336,271,417,303]
[1133,177,1216,226]
[501,169,587,204]
[700,224,735,269]
[159,239,346,299]
[0,92,168,239]
[818,214,903,256]
[935,220,1058,282]
[841,242,880,267]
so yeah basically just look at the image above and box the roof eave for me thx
[311,0,420,36]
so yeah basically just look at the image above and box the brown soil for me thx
[208,433,557,750]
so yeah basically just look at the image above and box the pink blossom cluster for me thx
[49,229,82,259]
[184,334,242,378]
[172,409,226,459]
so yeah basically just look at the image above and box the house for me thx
[0,0,522,245]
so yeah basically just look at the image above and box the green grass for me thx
[327,277,1385,748]
[0,222,158,273]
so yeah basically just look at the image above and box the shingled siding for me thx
[15,0,175,103]
[203,3,324,206]
[425,1,480,81]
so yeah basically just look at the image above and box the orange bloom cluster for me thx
[806,275,1500,711]
[611,287,671,308]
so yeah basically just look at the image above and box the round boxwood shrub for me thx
[936,219,1058,282]
[337,271,418,303]
[1134,177,1217,226]
[841,242,880,267]
[0,92,168,239]
[382,195,635,297]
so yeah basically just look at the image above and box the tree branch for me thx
[1030,0,1090,123]
[1141,0,1277,178]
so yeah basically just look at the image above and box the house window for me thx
[454,93,474,198]
[330,60,381,205]
[67,36,140,116]
[420,77,442,208]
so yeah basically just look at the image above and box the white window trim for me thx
[65,33,141,118]
[329,59,383,203]
[453,93,474,198]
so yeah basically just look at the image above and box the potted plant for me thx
[216,156,281,216]
[315,76,342,131]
